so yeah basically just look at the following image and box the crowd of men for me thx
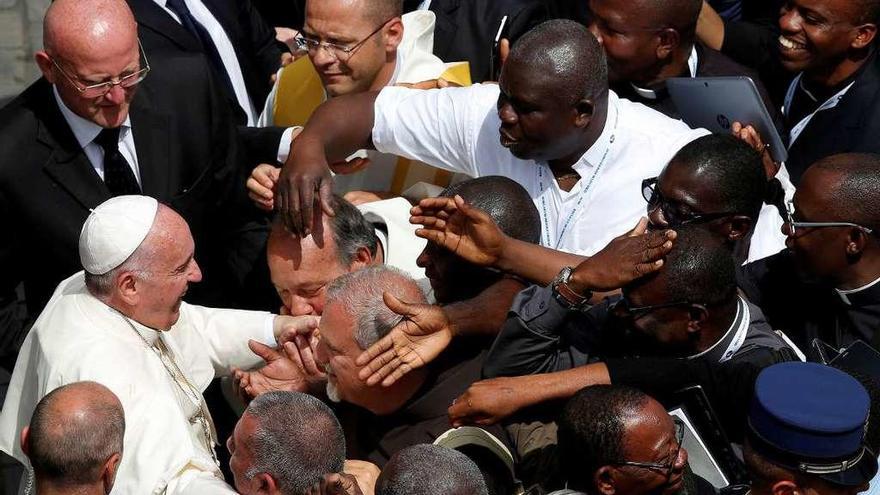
[0,0,879,493]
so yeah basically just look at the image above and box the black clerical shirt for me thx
[738,249,880,357]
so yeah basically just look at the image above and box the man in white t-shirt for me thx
[274,19,709,255]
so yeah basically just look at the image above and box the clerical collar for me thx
[629,46,699,100]
[53,85,131,150]
[688,296,749,363]
[116,311,163,346]
[836,275,880,306]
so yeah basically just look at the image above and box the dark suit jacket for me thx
[127,0,283,112]
[0,53,271,367]
[784,50,880,184]
[405,0,547,83]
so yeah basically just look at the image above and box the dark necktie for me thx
[94,128,141,196]
[164,0,236,99]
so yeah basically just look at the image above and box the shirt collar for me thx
[53,84,132,150]
[625,46,699,101]
[688,296,748,363]
[836,275,880,306]
[573,92,618,174]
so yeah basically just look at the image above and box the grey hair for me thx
[325,265,427,349]
[83,242,154,297]
[245,391,346,494]
[27,381,125,485]
[377,444,489,495]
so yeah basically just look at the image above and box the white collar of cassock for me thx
[836,275,880,306]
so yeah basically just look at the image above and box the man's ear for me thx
[594,466,618,495]
[35,51,56,82]
[845,227,870,259]
[574,99,595,128]
[102,452,122,494]
[255,472,279,495]
[851,23,877,50]
[348,246,375,272]
[116,271,140,306]
[770,479,799,495]
[655,28,681,61]
[20,426,30,457]
[724,215,754,242]
[383,17,405,53]
[687,304,710,334]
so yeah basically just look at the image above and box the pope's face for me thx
[135,214,202,330]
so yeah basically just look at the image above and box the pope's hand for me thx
[247,164,281,211]
[568,218,676,294]
[410,195,505,267]
[274,314,320,346]
[355,293,453,387]
[447,376,529,427]
[305,473,365,495]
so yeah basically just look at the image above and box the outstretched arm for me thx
[277,91,380,235]
[412,196,675,288]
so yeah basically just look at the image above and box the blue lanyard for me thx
[537,110,619,250]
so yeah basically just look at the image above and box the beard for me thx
[326,380,341,403]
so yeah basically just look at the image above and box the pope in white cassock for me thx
[0,196,318,494]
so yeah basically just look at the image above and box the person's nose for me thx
[779,4,801,34]
[188,260,203,283]
[287,294,318,316]
[103,84,128,105]
[588,21,604,46]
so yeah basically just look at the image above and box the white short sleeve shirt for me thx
[372,84,709,255]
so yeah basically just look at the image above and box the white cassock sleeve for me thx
[371,84,501,178]
[178,304,277,376]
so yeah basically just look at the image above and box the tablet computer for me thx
[666,77,787,164]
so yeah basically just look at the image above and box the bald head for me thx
[633,0,702,38]
[807,153,880,229]
[43,0,137,59]
[25,381,125,486]
[306,0,402,24]
[507,19,608,103]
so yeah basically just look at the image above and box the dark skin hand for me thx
[277,91,381,235]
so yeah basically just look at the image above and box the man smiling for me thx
[774,0,879,182]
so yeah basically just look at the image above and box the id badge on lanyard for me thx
[783,73,854,147]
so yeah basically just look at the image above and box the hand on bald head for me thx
[43,0,137,63]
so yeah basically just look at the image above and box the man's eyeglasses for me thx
[784,201,874,237]
[611,298,696,321]
[642,178,738,227]
[296,17,395,61]
[50,41,150,98]
[612,417,685,477]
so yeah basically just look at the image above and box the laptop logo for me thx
[716,114,731,129]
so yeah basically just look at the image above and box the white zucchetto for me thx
[79,195,159,275]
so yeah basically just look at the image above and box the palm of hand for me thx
[392,316,452,367]
[244,354,309,395]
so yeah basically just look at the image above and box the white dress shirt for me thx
[153,0,258,126]
[0,272,277,494]
[53,86,142,185]
[372,84,709,255]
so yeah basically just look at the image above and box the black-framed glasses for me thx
[642,178,738,227]
[612,417,685,477]
[297,17,396,61]
[783,200,874,237]
[50,40,150,98]
[611,298,696,321]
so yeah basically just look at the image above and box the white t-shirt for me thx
[372,84,709,255]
